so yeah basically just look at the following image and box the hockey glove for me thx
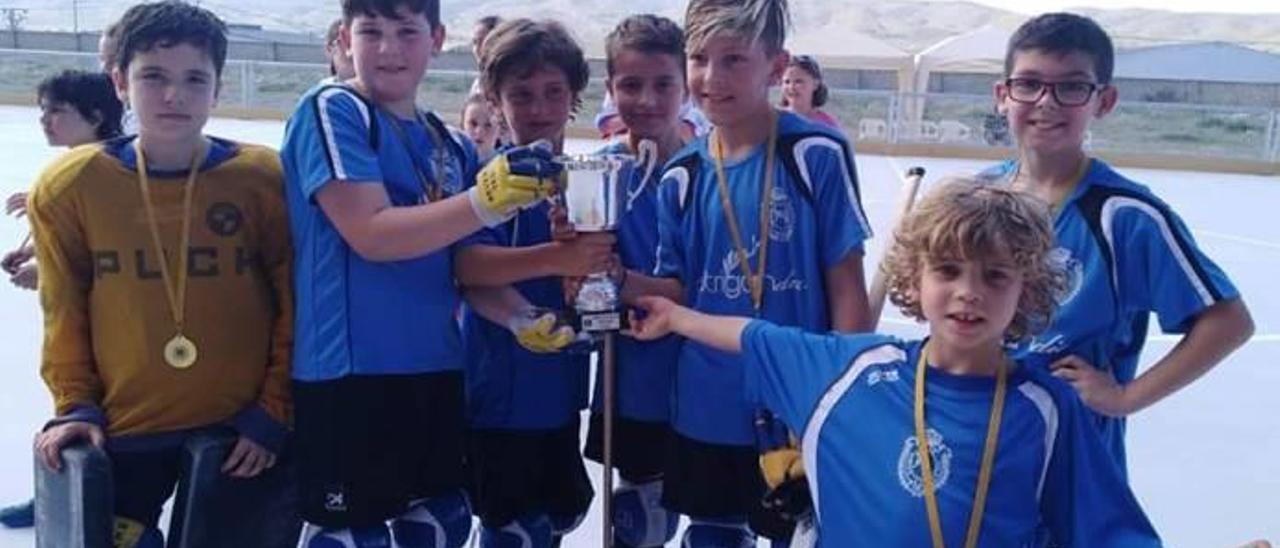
[510,309,576,354]
[469,141,562,227]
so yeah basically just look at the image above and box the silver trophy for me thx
[558,140,658,333]
[556,139,657,548]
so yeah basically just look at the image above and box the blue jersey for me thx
[654,111,871,445]
[461,201,590,430]
[590,141,682,423]
[281,83,478,381]
[740,323,1161,547]
[981,159,1239,474]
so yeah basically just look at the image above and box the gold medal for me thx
[137,141,205,370]
[164,334,198,369]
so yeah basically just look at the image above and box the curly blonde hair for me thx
[883,177,1067,342]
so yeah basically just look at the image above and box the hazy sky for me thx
[968,0,1280,14]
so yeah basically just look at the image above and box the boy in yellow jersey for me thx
[28,2,293,545]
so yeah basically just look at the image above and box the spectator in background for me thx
[459,93,499,163]
[780,54,840,129]
[323,18,355,82]
[468,15,501,95]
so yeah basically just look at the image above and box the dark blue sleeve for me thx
[653,167,686,279]
[805,137,871,266]
[740,321,882,433]
[1112,198,1239,333]
[1040,384,1161,546]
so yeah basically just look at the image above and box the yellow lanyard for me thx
[136,141,205,340]
[914,342,1008,548]
[385,107,447,202]
[712,110,778,314]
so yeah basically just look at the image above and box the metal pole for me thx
[601,332,616,548]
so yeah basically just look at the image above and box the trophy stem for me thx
[601,332,616,548]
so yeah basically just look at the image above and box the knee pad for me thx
[391,490,473,548]
[479,514,552,548]
[612,479,678,547]
[112,516,163,548]
[681,517,755,548]
[299,522,393,548]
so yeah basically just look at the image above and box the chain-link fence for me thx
[4,48,1277,163]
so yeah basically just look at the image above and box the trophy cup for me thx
[556,140,656,547]
[557,140,657,335]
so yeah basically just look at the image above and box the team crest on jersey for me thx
[769,185,795,242]
[1047,247,1084,304]
[897,428,952,497]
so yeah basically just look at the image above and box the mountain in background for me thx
[6,0,1279,54]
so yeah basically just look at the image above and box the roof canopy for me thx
[1115,42,1280,84]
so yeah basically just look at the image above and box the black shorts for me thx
[661,430,765,519]
[294,372,467,528]
[467,417,594,529]
[583,413,671,483]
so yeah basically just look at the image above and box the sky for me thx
[968,0,1280,14]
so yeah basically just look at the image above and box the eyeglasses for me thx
[1004,78,1101,107]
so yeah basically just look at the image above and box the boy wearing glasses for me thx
[983,12,1253,477]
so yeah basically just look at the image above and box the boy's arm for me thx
[630,296,747,353]
[811,137,873,332]
[27,174,104,425]
[454,232,616,288]
[229,174,294,454]
[1054,298,1253,416]
[1053,201,1253,417]
[290,89,552,262]
[1041,386,1161,546]
[824,252,872,332]
[463,286,575,353]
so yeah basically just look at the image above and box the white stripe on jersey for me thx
[792,136,873,238]
[316,86,372,181]
[802,343,905,522]
[652,166,692,276]
[1100,196,1214,306]
[1016,382,1059,501]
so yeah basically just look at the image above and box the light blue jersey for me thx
[740,322,1161,547]
[981,159,1239,475]
[591,141,682,422]
[281,83,478,381]
[654,111,871,445]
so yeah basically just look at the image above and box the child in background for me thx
[460,93,499,163]
[29,3,294,545]
[2,70,124,293]
[630,180,1161,547]
[985,12,1253,476]
[779,55,839,129]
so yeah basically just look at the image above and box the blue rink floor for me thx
[0,105,1275,546]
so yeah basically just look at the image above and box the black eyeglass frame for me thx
[1003,77,1104,107]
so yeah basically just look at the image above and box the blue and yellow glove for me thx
[469,142,563,227]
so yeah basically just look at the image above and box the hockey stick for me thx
[867,166,925,330]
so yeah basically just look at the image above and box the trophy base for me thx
[576,309,629,334]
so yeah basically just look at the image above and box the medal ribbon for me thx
[385,107,448,202]
[914,341,1008,548]
[136,140,204,343]
[712,110,778,314]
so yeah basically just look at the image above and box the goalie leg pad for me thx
[479,513,552,548]
[299,522,393,548]
[390,489,472,548]
[680,516,754,548]
[612,479,677,547]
